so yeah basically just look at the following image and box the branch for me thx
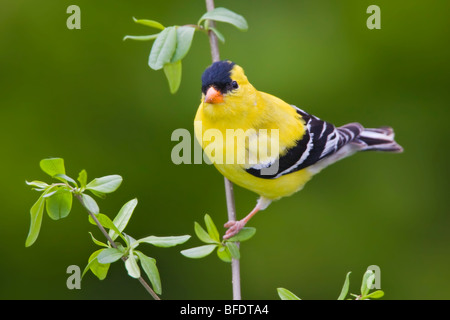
[205,0,241,301]
[74,194,160,300]
[205,0,220,62]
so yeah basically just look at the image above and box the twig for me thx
[205,0,241,301]
[224,178,241,299]
[205,0,220,62]
[74,193,160,300]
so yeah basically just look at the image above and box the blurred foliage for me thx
[278,268,384,300]
[1,0,450,299]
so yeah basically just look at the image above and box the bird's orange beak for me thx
[204,86,224,104]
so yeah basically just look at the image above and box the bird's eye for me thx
[231,81,239,89]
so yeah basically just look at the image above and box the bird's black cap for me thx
[201,60,235,94]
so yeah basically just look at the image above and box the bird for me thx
[194,60,403,240]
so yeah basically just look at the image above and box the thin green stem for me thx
[75,193,114,244]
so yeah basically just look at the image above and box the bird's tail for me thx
[355,126,403,153]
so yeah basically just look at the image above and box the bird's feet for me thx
[223,220,246,240]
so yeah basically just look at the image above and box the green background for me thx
[1,0,449,299]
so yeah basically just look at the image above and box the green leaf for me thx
[163,60,182,94]
[337,272,351,300]
[198,7,248,31]
[77,170,87,189]
[209,27,225,43]
[226,227,256,242]
[42,188,57,198]
[83,249,110,280]
[81,193,99,214]
[88,213,122,238]
[45,187,72,220]
[363,290,384,300]
[136,251,161,295]
[40,158,65,177]
[181,244,217,259]
[277,288,301,300]
[216,245,231,263]
[25,193,46,247]
[194,222,216,244]
[361,270,374,297]
[124,234,137,248]
[133,17,165,30]
[125,250,141,278]
[88,232,108,248]
[88,189,106,199]
[86,175,123,194]
[204,214,220,242]
[97,248,124,264]
[225,242,240,260]
[137,235,191,248]
[109,199,138,241]
[123,34,159,41]
[53,173,78,187]
[26,180,49,189]
[148,26,177,70]
[171,26,195,62]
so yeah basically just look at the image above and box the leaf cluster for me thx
[26,158,190,296]
[83,198,190,295]
[25,158,122,247]
[180,214,255,262]
[124,7,248,93]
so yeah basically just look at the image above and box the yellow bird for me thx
[194,60,403,239]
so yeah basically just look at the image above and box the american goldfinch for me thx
[194,60,403,239]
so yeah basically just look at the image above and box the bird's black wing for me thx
[245,106,363,179]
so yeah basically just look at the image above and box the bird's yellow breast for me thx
[194,83,313,200]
